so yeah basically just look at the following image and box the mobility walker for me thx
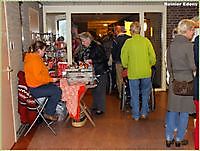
[120,67,156,112]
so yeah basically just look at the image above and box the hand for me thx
[52,78,59,82]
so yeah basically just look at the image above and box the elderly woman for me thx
[24,41,61,121]
[165,19,196,147]
[79,32,108,115]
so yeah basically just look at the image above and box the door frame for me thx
[1,1,16,149]
[43,3,167,91]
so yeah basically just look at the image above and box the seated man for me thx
[24,41,62,121]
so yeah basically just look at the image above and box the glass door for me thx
[144,12,163,89]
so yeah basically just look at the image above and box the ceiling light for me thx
[103,24,108,27]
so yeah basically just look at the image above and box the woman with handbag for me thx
[165,19,196,147]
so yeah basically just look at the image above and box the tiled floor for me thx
[12,91,195,150]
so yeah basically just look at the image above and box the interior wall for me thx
[5,2,24,141]
[4,1,44,141]
[21,2,43,51]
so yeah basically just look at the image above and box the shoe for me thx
[175,139,188,147]
[95,110,104,115]
[43,113,58,121]
[141,114,147,119]
[166,139,174,147]
[133,118,139,121]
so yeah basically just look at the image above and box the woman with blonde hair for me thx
[165,19,196,147]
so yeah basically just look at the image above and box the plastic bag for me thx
[56,101,68,122]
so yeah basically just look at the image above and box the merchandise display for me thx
[64,60,95,85]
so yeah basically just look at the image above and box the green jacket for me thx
[121,34,156,80]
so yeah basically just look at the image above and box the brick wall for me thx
[167,4,199,46]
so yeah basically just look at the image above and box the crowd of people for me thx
[23,17,199,149]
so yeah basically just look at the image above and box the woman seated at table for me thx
[78,32,109,115]
[24,41,62,121]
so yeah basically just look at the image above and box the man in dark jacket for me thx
[79,32,108,115]
[111,25,131,98]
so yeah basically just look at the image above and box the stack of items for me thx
[65,60,95,85]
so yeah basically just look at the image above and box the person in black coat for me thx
[193,35,199,150]
[79,32,108,115]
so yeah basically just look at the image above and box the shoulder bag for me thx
[169,48,194,96]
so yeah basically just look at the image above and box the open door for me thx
[1,2,15,149]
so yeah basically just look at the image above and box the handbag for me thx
[172,79,193,96]
[168,48,194,96]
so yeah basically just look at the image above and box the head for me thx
[177,19,195,40]
[172,27,178,39]
[79,32,93,48]
[28,41,46,57]
[191,16,200,28]
[130,21,141,35]
[191,16,199,41]
[57,36,64,42]
[114,25,122,35]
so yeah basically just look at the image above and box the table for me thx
[60,78,96,127]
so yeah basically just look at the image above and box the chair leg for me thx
[80,102,95,127]
[40,114,56,135]
[24,113,41,136]
[24,98,56,136]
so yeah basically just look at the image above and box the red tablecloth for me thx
[60,78,86,120]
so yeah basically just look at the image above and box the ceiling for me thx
[71,13,139,35]
[72,13,134,31]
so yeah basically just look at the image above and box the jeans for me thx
[165,111,178,130]
[165,111,189,141]
[129,78,152,119]
[30,83,62,115]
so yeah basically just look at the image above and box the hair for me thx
[57,36,64,41]
[191,16,199,22]
[177,19,195,35]
[191,16,199,28]
[28,41,46,53]
[130,21,141,34]
[79,32,94,41]
[172,27,178,38]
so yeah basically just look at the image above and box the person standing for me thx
[112,25,131,98]
[165,19,196,147]
[24,41,62,121]
[192,16,199,150]
[121,21,156,121]
[79,32,108,115]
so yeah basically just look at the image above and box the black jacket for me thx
[79,40,108,75]
[111,34,131,63]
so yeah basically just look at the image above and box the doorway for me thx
[43,3,166,90]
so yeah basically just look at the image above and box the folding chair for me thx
[17,71,56,136]
[24,95,56,136]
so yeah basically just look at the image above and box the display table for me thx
[60,78,96,127]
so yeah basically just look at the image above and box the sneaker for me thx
[43,113,58,121]
[133,118,139,121]
[141,114,147,119]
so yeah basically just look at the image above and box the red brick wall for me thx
[167,4,199,46]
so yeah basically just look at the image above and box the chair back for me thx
[17,71,37,124]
